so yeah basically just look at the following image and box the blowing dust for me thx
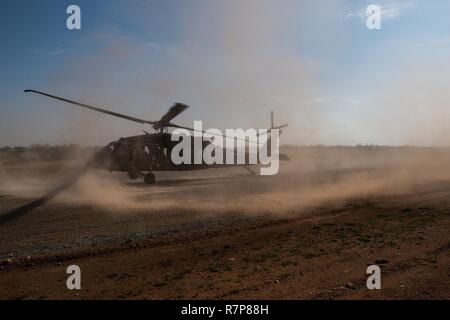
[29,147,450,217]
[2,2,450,218]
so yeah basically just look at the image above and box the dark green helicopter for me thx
[0,90,290,225]
[24,90,289,185]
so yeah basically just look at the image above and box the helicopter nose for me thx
[93,149,114,170]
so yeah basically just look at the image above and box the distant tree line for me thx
[0,144,101,162]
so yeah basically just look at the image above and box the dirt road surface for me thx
[0,147,449,299]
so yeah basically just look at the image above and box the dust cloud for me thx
[2,2,450,219]
[25,146,450,217]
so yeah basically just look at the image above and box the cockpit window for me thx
[104,142,116,152]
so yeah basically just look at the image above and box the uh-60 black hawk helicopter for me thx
[0,90,290,225]
[24,89,289,185]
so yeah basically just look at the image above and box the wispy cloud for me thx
[343,97,366,105]
[344,1,415,22]
[144,41,161,50]
[47,49,68,56]
[29,48,68,56]
[381,1,415,19]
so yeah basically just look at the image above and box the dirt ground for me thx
[0,146,449,299]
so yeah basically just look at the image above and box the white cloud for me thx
[344,1,415,22]
[144,41,161,50]
[344,8,365,20]
[29,48,68,56]
[381,1,415,20]
[48,49,68,56]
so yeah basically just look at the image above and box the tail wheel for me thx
[144,172,156,184]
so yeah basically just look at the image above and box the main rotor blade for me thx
[256,123,288,136]
[0,153,98,226]
[24,89,155,125]
[154,103,189,130]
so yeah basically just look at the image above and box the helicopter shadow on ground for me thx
[125,174,254,189]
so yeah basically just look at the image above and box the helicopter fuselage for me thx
[98,133,218,175]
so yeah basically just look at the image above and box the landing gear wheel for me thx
[144,172,156,185]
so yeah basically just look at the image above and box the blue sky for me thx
[1,0,450,146]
